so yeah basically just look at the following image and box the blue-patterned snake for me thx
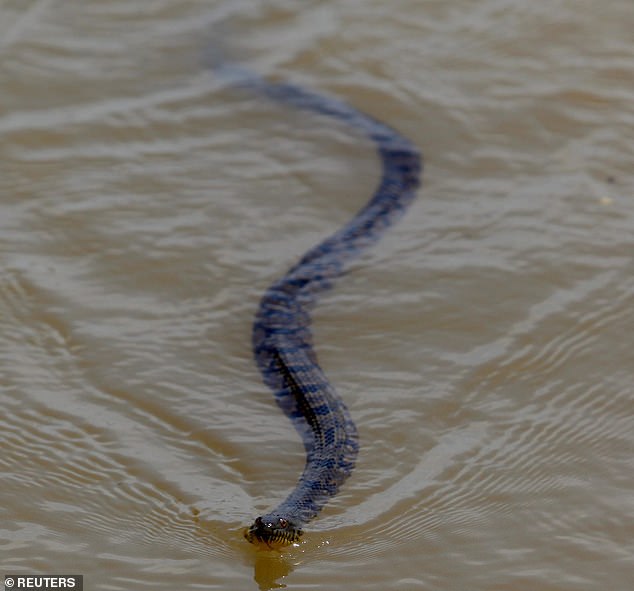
[219,64,422,547]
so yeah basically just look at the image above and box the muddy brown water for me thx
[1,1,633,590]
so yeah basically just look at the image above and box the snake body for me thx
[227,66,423,546]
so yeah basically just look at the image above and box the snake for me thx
[217,63,423,547]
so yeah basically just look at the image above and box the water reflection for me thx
[253,552,295,590]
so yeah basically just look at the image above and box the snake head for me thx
[244,514,303,548]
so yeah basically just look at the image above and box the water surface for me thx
[1,1,633,589]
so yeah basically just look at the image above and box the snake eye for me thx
[278,518,288,528]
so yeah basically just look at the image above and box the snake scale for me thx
[219,64,423,547]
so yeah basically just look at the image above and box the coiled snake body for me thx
[226,66,423,547]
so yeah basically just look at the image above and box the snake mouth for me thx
[244,515,303,548]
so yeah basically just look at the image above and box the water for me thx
[1,1,633,589]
